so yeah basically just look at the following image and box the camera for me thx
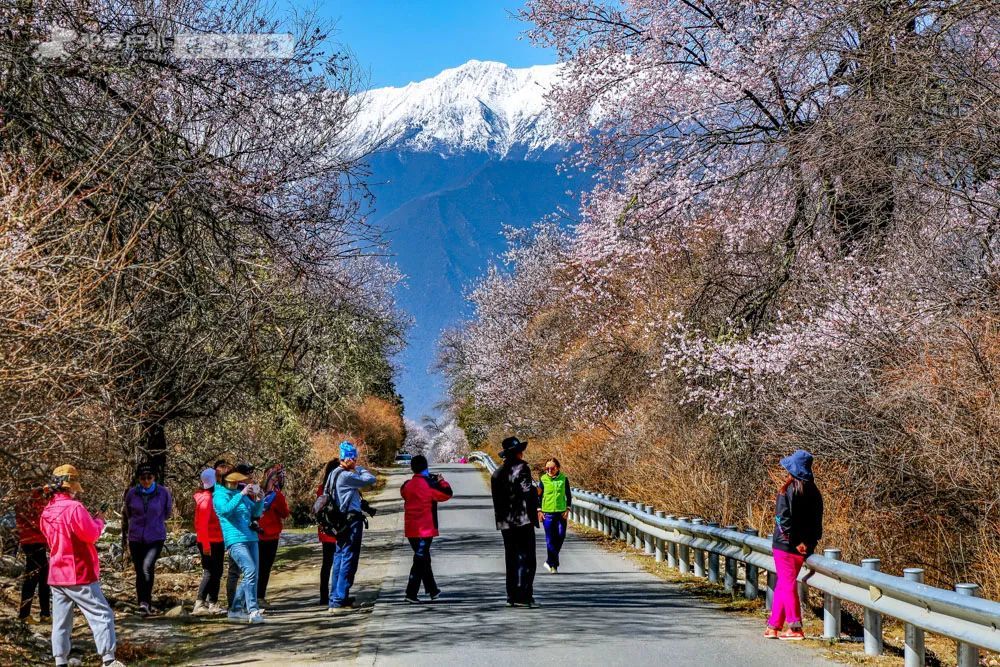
[361,498,377,517]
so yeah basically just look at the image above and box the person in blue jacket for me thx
[326,441,376,611]
[213,469,265,623]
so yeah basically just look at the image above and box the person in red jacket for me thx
[316,459,338,607]
[39,464,125,667]
[16,486,50,624]
[192,468,226,616]
[256,464,289,608]
[400,455,453,603]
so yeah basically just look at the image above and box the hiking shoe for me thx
[505,600,514,607]
[208,603,227,616]
[763,627,779,639]
[248,610,265,624]
[511,601,532,608]
[429,590,442,601]
[779,628,805,641]
[404,596,420,604]
[191,601,211,617]
[227,609,249,622]
[327,604,356,613]
[138,603,150,617]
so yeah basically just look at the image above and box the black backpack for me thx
[312,468,349,536]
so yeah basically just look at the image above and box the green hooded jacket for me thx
[539,472,571,513]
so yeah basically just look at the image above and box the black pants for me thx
[319,541,336,606]
[197,542,225,603]
[405,537,439,599]
[19,543,50,619]
[257,539,279,601]
[501,525,536,604]
[129,540,164,607]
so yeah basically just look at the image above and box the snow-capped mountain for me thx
[353,60,567,158]
[357,60,587,418]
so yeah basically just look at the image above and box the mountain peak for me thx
[353,60,566,158]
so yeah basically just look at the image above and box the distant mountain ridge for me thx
[353,60,585,418]
[353,60,568,158]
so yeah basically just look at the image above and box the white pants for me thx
[51,583,117,665]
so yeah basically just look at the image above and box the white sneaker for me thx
[191,601,210,617]
[542,562,554,573]
[248,610,265,624]
[208,602,227,615]
[104,661,127,667]
[227,609,249,622]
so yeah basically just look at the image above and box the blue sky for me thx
[310,1,554,88]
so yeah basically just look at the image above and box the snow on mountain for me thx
[353,60,567,158]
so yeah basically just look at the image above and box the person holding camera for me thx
[315,459,340,607]
[400,455,453,603]
[40,464,126,667]
[326,441,376,611]
[123,463,173,617]
[490,436,539,608]
[214,467,265,623]
[256,464,289,608]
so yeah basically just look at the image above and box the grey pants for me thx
[52,583,117,665]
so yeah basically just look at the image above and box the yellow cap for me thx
[52,464,83,493]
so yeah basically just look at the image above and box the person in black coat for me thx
[490,436,539,607]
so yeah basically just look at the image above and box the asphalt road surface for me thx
[356,463,837,667]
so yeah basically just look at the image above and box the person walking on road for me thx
[490,436,539,608]
[214,469,265,624]
[123,463,173,617]
[39,465,126,667]
[16,486,51,625]
[327,441,376,612]
[537,458,572,574]
[400,455,454,603]
[192,468,226,616]
[764,449,823,641]
[257,464,289,608]
[316,459,339,607]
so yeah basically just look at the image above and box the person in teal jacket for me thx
[537,458,572,573]
[213,470,265,623]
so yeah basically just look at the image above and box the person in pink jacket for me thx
[39,464,125,667]
[400,455,453,603]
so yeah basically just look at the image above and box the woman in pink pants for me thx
[764,449,823,641]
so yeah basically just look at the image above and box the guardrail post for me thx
[706,522,720,584]
[723,525,737,592]
[678,518,691,574]
[626,502,637,547]
[614,499,627,542]
[903,568,925,667]
[955,583,980,667]
[691,519,706,577]
[643,506,655,555]
[666,516,678,568]
[743,528,759,599]
[601,496,611,536]
[765,571,776,612]
[860,559,883,656]
[822,548,842,640]
[654,511,665,562]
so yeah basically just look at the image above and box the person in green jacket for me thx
[537,458,572,573]
[213,470,265,624]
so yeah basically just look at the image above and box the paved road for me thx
[358,464,837,667]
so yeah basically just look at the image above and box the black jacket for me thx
[490,458,538,530]
[772,480,824,556]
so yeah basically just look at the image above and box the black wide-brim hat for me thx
[499,436,528,458]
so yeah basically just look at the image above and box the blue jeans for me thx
[329,519,364,607]
[542,513,567,568]
[228,541,259,614]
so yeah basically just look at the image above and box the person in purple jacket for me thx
[123,463,173,616]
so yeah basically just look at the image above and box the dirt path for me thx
[182,467,408,666]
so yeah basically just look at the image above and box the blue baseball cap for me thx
[339,440,359,460]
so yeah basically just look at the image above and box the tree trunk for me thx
[143,420,168,478]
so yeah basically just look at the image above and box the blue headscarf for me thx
[339,440,358,460]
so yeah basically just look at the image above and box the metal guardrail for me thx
[468,451,1000,665]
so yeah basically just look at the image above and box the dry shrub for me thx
[343,396,405,466]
